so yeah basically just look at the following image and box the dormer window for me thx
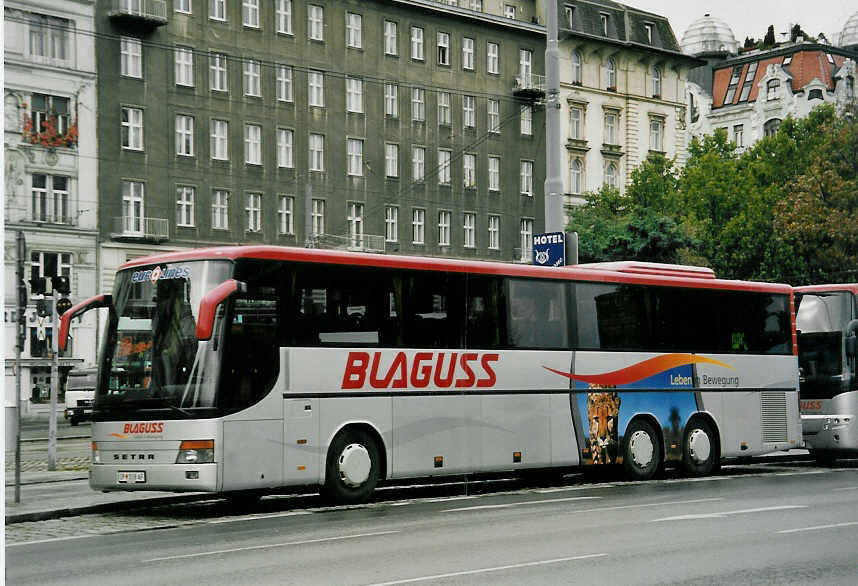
[847,76,855,98]
[826,53,834,65]
[766,79,780,101]
[644,23,653,44]
[564,5,574,28]
[600,14,608,36]
[783,55,792,66]
[808,88,823,100]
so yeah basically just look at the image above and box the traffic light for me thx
[29,277,47,295]
[56,296,73,316]
[53,276,71,295]
[36,299,53,318]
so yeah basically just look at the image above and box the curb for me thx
[5,492,215,524]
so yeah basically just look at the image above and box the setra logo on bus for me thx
[342,351,499,390]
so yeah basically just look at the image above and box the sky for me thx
[624,0,857,46]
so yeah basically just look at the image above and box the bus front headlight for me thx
[176,439,214,464]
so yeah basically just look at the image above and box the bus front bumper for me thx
[802,414,857,452]
[89,463,218,492]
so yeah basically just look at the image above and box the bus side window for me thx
[507,279,569,349]
[404,272,464,348]
[467,275,505,348]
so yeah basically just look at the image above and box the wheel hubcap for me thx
[629,430,654,468]
[688,429,711,464]
[338,443,371,487]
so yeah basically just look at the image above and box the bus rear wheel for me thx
[681,419,718,476]
[622,419,661,481]
[322,429,381,505]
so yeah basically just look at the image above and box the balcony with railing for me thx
[112,216,169,242]
[513,73,545,100]
[108,0,168,28]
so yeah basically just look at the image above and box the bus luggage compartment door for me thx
[284,399,320,484]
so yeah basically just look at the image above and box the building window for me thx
[724,65,743,103]
[412,146,425,181]
[569,106,583,139]
[210,119,229,160]
[347,138,363,176]
[766,79,780,101]
[276,65,293,101]
[571,51,582,84]
[308,70,324,107]
[733,124,744,147]
[30,94,71,136]
[489,156,500,191]
[121,107,143,150]
[209,0,226,21]
[644,22,653,43]
[565,5,575,27]
[738,61,757,102]
[808,88,823,101]
[122,180,145,235]
[606,57,617,89]
[276,0,292,34]
[520,105,532,135]
[121,37,142,78]
[278,195,294,235]
[346,12,362,48]
[243,59,261,96]
[384,20,398,55]
[505,4,516,19]
[30,174,70,224]
[384,83,398,117]
[175,0,192,14]
[209,52,228,92]
[345,208,366,246]
[308,5,324,41]
[246,192,261,232]
[519,49,532,85]
[346,77,363,113]
[689,92,699,123]
[212,189,229,230]
[242,0,259,28]
[175,47,194,86]
[437,32,450,65]
[604,161,618,188]
[604,111,618,144]
[438,210,451,246]
[463,153,476,188]
[649,117,664,152]
[412,208,426,245]
[30,252,72,284]
[520,160,533,196]
[175,114,194,156]
[244,124,262,165]
[764,118,781,137]
[176,185,195,227]
[487,42,499,74]
[385,143,399,177]
[438,92,452,126]
[651,67,662,97]
[309,133,325,171]
[488,215,500,250]
[411,26,424,60]
[570,158,583,193]
[488,99,500,133]
[27,13,70,61]
[463,37,474,70]
[847,76,855,98]
[463,213,476,248]
[277,128,293,168]
[385,206,399,242]
[312,199,325,235]
[438,149,452,184]
[463,95,476,128]
[470,0,483,10]
[412,87,425,122]
[600,13,608,36]
[520,219,533,262]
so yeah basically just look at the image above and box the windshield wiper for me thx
[145,398,193,417]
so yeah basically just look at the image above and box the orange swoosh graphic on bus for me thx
[109,433,128,439]
[543,353,733,386]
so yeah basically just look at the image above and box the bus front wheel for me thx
[622,419,661,481]
[681,419,718,476]
[322,429,381,505]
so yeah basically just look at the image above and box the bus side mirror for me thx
[846,320,858,358]
[196,279,247,341]
[59,294,112,351]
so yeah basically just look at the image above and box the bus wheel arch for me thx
[622,415,663,481]
[681,414,720,476]
[321,423,385,504]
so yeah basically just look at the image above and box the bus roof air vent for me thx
[573,261,717,280]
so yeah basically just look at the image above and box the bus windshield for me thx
[796,292,851,378]
[97,260,233,415]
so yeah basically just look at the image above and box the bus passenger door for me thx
[284,398,320,485]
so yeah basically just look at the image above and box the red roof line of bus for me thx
[118,245,793,294]
[794,284,858,294]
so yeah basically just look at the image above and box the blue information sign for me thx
[532,232,566,267]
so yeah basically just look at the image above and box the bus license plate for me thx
[117,471,146,484]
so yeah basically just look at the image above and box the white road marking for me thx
[361,553,608,586]
[443,495,601,512]
[208,510,312,524]
[651,505,806,522]
[7,534,100,548]
[832,486,858,492]
[535,484,615,493]
[777,521,858,534]
[143,530,400,562]
[773,470,827,477]
[390,495,479,506]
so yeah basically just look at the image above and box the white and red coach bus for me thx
[60,247,801,503]
[794,284,858,462]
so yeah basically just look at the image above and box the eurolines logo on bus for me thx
[342,352,499,389]
[131,266,191,283]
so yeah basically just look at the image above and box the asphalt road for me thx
[7,463,858,585]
